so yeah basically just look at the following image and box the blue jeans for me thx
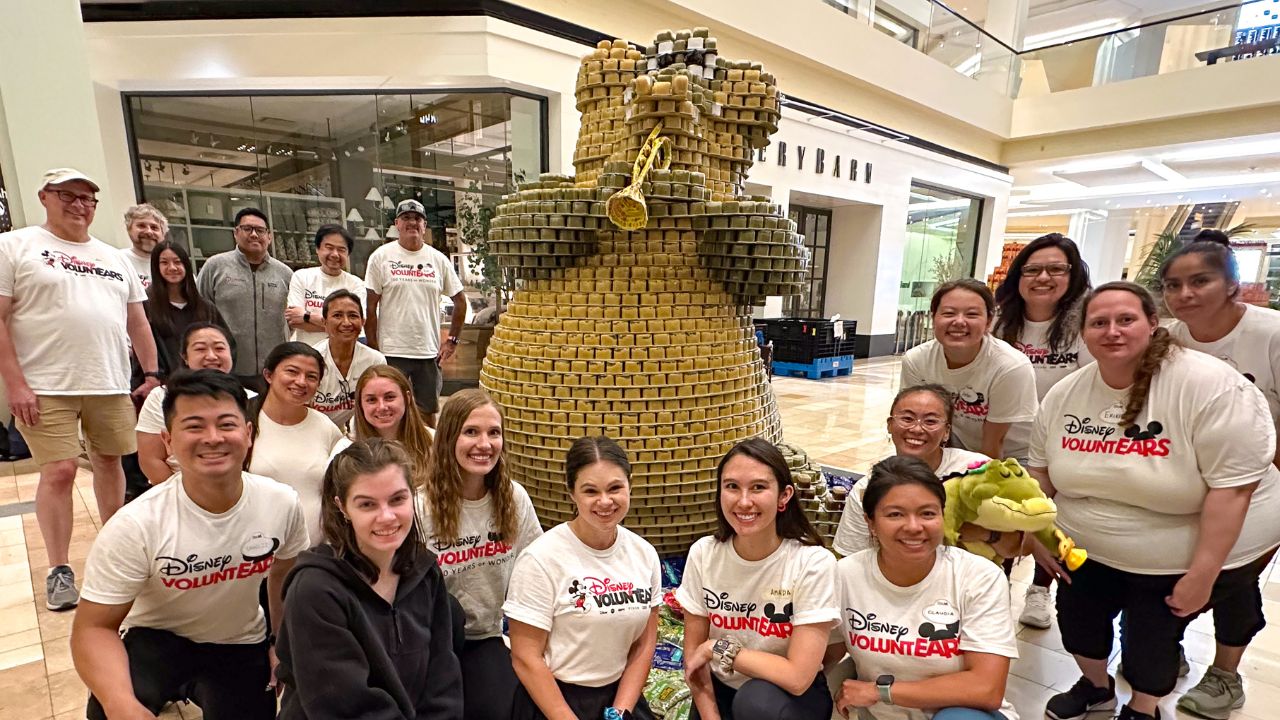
[933,708,1006,720]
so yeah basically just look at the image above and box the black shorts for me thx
[386,356,442,413]
[511,677,654,720]
[1056,553,1270,697]
[691,673,832,720]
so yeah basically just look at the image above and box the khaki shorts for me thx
[16,394,137,465]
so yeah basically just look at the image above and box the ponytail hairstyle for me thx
[428,389,515,543]
[1158,239,1241,301]
[320,438,426,582]
[565,435,632,491]
[713,437,825,547]
[352,364,432,489]
[994,233,1091,353]
[1080,281,1178,428]
[243,342,325,469]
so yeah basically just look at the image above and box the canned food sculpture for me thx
[480,28,810,554]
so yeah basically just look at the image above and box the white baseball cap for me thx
[41,168,100,192]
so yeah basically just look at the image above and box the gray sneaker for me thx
[1177,666,1245,720]
[46,565,79,611]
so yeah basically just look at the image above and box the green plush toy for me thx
[942,458,1087,570]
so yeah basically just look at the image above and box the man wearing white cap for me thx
[364,198,465,424]
[0,169,162,612]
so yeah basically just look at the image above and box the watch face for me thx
[713,638,730,653]
[877,674,894,686]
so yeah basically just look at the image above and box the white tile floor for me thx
[0,356,1276,718]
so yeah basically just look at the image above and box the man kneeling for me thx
[71,370,308,720]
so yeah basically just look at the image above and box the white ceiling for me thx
[1008,131,1280,213]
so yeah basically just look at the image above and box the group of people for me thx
[0,166,1275,720]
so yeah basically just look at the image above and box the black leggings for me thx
[511,677,654,720]
[691,672,833,720]
[85,627,274,720]
[460,637,518,720]
[1056,554,1269,697]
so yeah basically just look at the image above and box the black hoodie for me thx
[276,544,463,719]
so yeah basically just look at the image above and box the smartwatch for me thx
[303,311,312,324]
[876,674,895,705]
[447,335,460,345]
[711,637,742,675]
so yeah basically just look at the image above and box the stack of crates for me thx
[760,318,856,379]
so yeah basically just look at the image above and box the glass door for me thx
[786,205,832,318]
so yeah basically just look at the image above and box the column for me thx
[1070,209,1131,283]
[0,0,116,242]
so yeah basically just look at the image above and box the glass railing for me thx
[823,0,1279,98]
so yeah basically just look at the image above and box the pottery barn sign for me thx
[757,142,873,183]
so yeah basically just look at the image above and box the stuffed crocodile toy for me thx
[942,458,1087,570]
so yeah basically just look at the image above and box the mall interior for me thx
[2,1,1280,719]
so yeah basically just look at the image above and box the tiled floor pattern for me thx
[0,355,1275,719]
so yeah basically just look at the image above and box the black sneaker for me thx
[1117,704,1160,720]
[1045,676,1116,720]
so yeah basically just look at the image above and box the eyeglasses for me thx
[236,225,271,237]
[48,190,99,207]
[1022,263,1072,278]
[890,415,946,432]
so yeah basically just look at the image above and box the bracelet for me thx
[603,708,632,720]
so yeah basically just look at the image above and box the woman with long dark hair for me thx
[424,389,542,720]
[276,439,462,719]
[248,342,348,543]
[143,240,228,379]
[1160,240,1280,717]
[993,234,1093,629]
[505,435,660,720]
[677,437,838,720]
[1030,282,1280,720]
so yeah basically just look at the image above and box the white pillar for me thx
[0,0,118,243]
[1070,209,1131,283]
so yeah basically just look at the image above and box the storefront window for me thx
[897,183,981,348]
[786,205,832,318]
[125,90,546,284]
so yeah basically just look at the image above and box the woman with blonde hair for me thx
[426,388,542,720]
[353,364,434,488]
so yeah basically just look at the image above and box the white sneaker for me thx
[1019,585,1052,629]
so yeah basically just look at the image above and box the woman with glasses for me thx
[1159,240,1280,718]
[309,290,385,428]
[833,384,992,557]
[353,365,434,489]
[992,234,1093,629]
[901,279,1038,460]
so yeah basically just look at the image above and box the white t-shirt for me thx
[901,337,1039,459]
[119,246,152,289]
[504,523,661,686]
[835,547,1019,720]
[1168,304,1280,427]
[136,385,258,477]
[422,482,544,639]
[675,536,839,689]
[309,339,386,428]
[1003,319,1094,457]
[0,226,146,394]
[81,472,308,644]
[364,242,463,359]
[248,408,348,544]
[1030,349,1280,574]
[288,267,366,347]
[833,448,991,557]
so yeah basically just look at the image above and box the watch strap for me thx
[876,675,895,705]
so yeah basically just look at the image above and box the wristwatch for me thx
[711,637,742,675]
[142,371,162,380]
[303,311,312,324]
[447,335,460,345]
[876,674,895,705]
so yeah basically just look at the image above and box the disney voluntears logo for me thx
[433,531,513,572]
[703,588,794,638]
[41,250,125,282]
[310,389,355,413]
[1014,342,1079,367]
[388,260,438,280]
[845,600,962,659]
[1059,402,1171,457]
[156,533,280,591]
[953,387,989,420]
[567,576,654,614]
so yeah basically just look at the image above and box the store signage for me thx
[757,142,873,183]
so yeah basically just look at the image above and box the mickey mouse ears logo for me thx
[1123,421,1163,441]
